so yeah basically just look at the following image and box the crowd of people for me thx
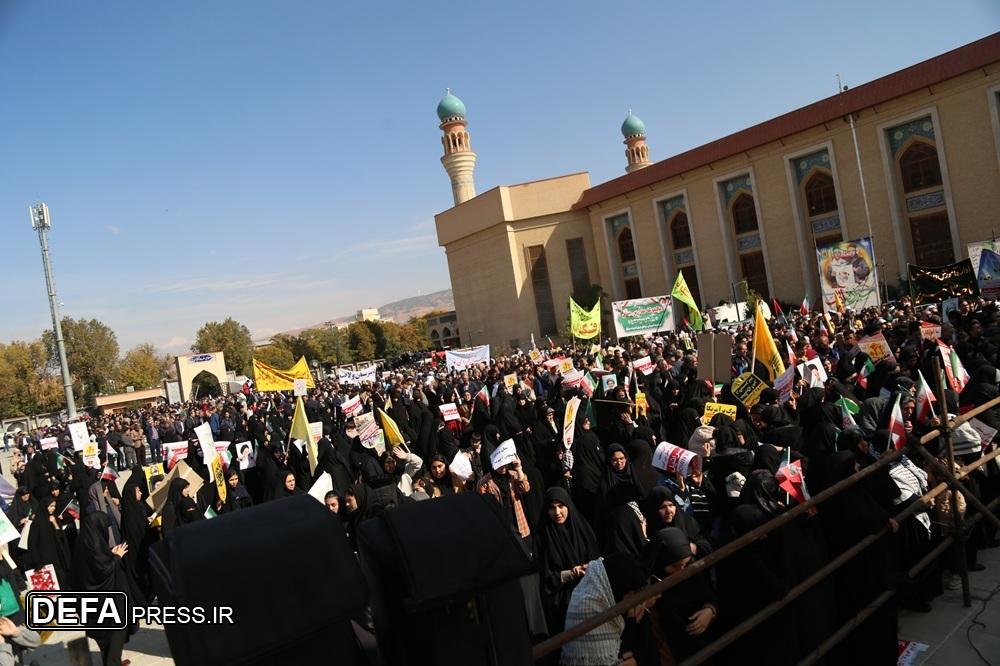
[4,294,1000,665]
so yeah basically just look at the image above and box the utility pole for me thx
[30,203,77,419]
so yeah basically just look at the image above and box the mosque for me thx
[433,33,1000,349]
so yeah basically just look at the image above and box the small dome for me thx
[437,91,467,121]
[621,112,645,138]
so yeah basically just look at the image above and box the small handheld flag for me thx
[888,393,907,450]
[100,466,119,482]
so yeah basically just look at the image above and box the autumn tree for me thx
[192,318,254,375]
[117,343,171,390]
[42,317,119,403]
[0,341,64,417]
[253,344,295,369]
[347,322,377,361]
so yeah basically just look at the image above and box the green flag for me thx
[671,272,703,331]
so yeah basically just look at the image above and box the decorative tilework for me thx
[810,215,841,234]
[794,150,831,184]
[888,116,935,155]
[719,174,752,205]
[622,262,638,278]
[675,250,695,265]
[657,196,686,218]
[736,234,762,251]
[606,213,631,236]
[906,190,945,213]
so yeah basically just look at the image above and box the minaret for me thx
[438,89,477,205]
[621,111,651,173]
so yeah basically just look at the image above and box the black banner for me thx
[908,259,980,304]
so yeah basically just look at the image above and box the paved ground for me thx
[27,623,172,665]
[899,542,1000,665]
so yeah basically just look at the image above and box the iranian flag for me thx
[776,448,810,504]
[857,358,876,389]
[204,506,218,520]
[937,341,970,393]
[835,397,860,429]
[475,385,490,411]
[341,395,363,418]
[100,465,119,482]
[580,373,597,398]
[915,370,937,424]
[53,451,68,473]
[800,297,809,317]
[59,499,80,521]
[888,393,908,450]
[786,341,798,370]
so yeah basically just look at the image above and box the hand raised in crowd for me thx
[111,543,128,558]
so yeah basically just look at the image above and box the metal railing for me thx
[533,361,1000,663]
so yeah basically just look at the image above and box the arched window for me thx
[617,227,636,263]
[731,193,758,235]
[899,141,942,193]
[804,171,838,216]
[670,212,692,250]
[430,330,440,339]
[442,327,451,337]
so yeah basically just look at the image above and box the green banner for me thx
[611,296,674,338]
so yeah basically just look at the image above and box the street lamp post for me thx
[30,203,77,420]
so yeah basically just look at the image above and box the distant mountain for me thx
[282,289,454,335]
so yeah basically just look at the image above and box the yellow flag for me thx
[252,356,316,392]
[288,396,318,474]
[752,302,785,381]
[377,408,407,448]
[670,272,703,331]
[211,454,227,503]
[569,298,601,339]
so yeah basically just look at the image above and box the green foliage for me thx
[117,343,171,390]
[0,340,65,417]
[42,317,119,404]
[253,344,296,369]
[347,322,377,361]
[192,317,254,374]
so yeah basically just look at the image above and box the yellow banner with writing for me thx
[702,401,738,424]
[570,298,601,340]
[252,356,316,392]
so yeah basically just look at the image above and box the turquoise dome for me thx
[437,91,467,121]
[621,113,646,138]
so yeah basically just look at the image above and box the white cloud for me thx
[105,224,122,235]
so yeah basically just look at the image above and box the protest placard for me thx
[774,366,796,404]
[652,442,701,475]
[308,472,333,504]
[211,454,227,503]
[563,397,581,449]
[68,421,90,452]
[293,378,308,396]
[858,332,896,364]
[439,403,460,422]
[147,460,204,513]
[631,356,654,375]
[25,565,59,592]
[558,358,574,375]
[0,512,20,545]
[194,422,214,452]
[445,345,490,371]
[797,357,828,387]
[449,452,474,482]
[341,394,362,417]
[612,296,674,337]
[702,402,737,424]
[490,439,518,469]
[39,437,58,451]
[528,349,542,365]
[731,372,768,408]
[601,374,618,393]
[235,442,256,470]
[635,392,648,415]
[504,373,518,388]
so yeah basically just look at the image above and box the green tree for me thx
[117,343,171,390]
[347,322,377,361]
[0,340,65,417]
[192,318,254,374]
[253,344,296,369]
[300,328,352,365]
[42,317,119,404]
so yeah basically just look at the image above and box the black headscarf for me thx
[645,527,693,573]
[599,444,644,504]
[740,470,786,518]
[25,495,71,584]
[71,512,130,593]
[273,470,304,499]
[539,488,599,579]
[161,478,201,535]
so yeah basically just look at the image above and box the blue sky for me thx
[1,1,996,354]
